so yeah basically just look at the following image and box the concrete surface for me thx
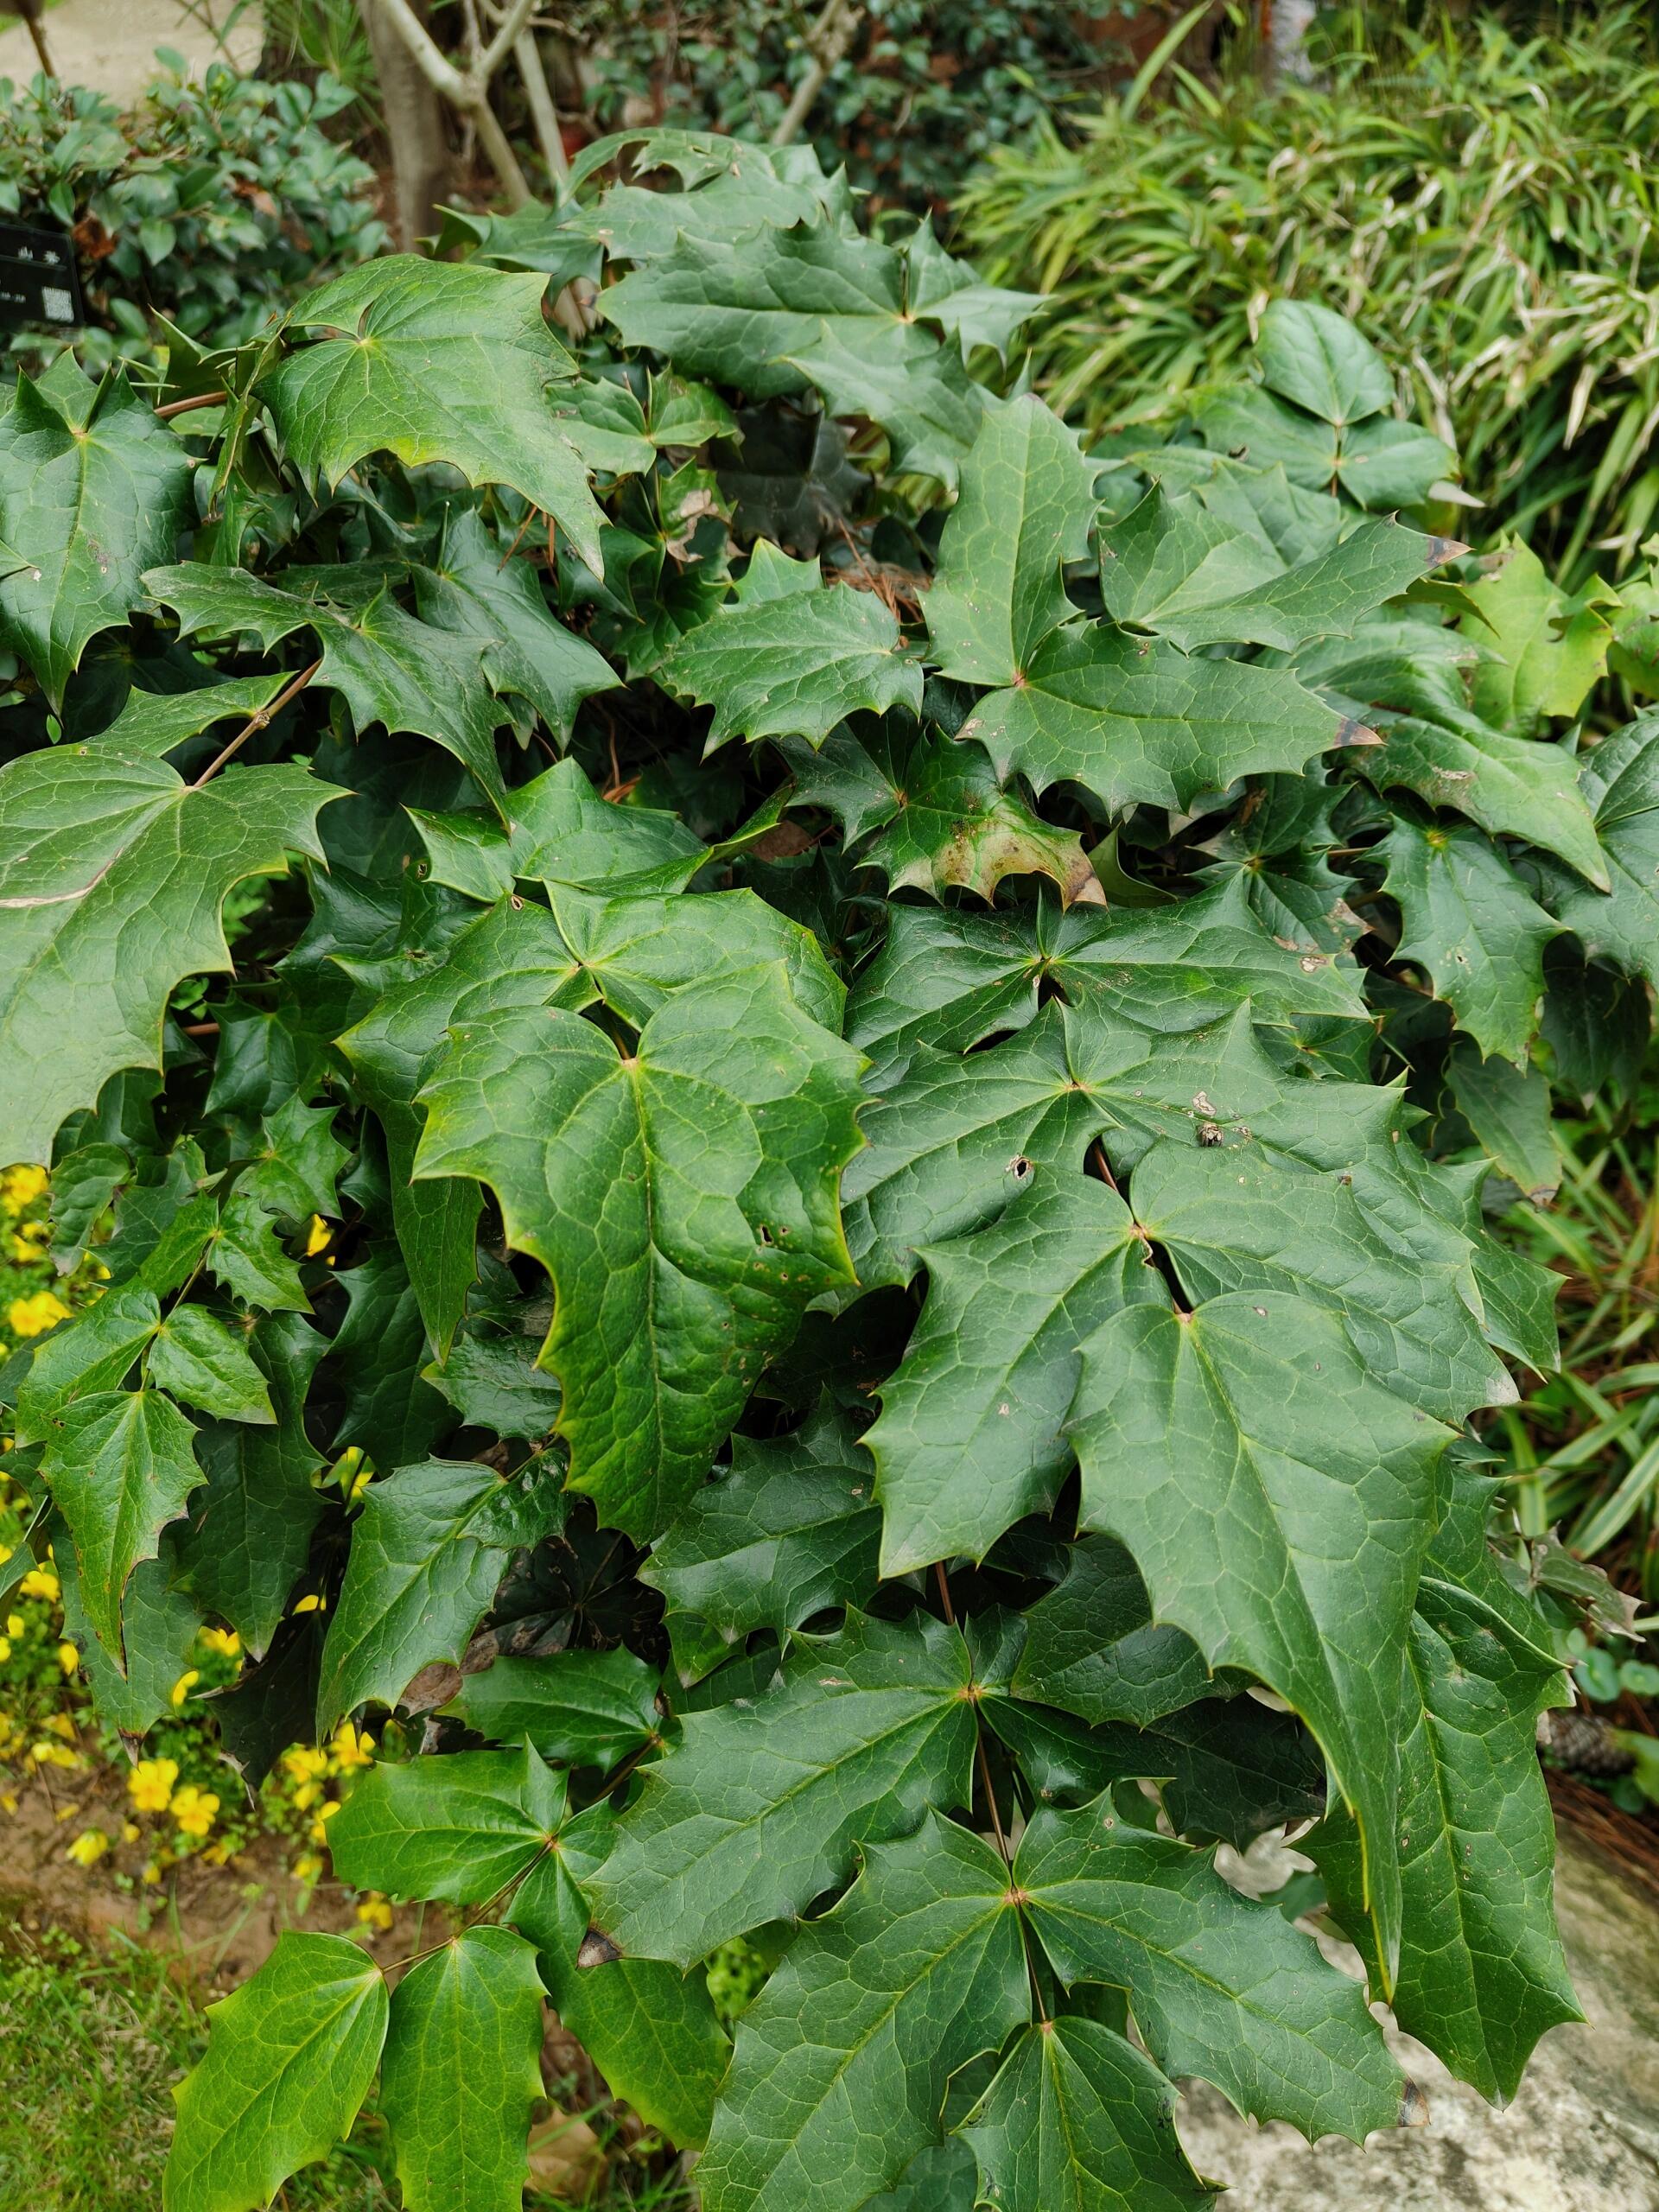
[0,0,261,105]
[1182,1825,1659,2209]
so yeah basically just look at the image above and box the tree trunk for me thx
[1262,0,1317,87]
[358,0,453,250]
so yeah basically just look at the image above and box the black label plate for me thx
[0,219,84,332]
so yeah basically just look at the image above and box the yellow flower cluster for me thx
[6,1289,71,1339]
[0,1166,48,1209]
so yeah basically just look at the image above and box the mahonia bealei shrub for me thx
[0,125,1648,2212]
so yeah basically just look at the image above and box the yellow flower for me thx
[292,1781,321,1812]
[292,1852,323,1885]
[200,1838,232,1866]
[7,1291,70,1339]
[304,1215,332,1256]
[16,1567,58,1604]
[0,1639,10,1666]
[44,1712,76,1743]
[5,1613,22,1637]
[128,1757,181,1812]
[354,1894,393,1931]
[283,1745,330,1783]
[198,1626,241,1658]
[141,1859,162,1885]
[29,1742,82,1770]
[121,1821,141,1844]
[292,1592,325,1614]
[56,1642,79,1677]
[66,1827,110,1868]
[330,1722,375,1770]
[169,1784,219,1839]
[2,1166,48,1209]
[169,1669,201,1709]
[308,1798,342,1848]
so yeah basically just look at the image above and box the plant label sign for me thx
[0,219,82,331]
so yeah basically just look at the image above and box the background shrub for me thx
[0,60,385,370]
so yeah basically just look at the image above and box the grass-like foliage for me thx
[958,0,1659,582]
[0,128,1641,2209]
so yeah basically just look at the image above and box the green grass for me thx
[0,1913,692,2211]
[0,1916,388,2212]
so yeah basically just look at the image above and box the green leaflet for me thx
[697,1815,1029,2212]
[866,1172,1164,1573]
[657,567,922,748]
[11,1286,161,1444]
[0,364,194,709]
[925,393,1100,686]
[143,567,512,810]
[1256,300,1397,428]
[380,1926,546,2212]
[1539,710,1659,990]
[164,1931,388,2212]
[1069,1291,1453,1985]
[328,1740,565,1903]
[1016,1798,1403,2143]
[1011,1535,1218,1729]
[1098,484,1446,652]
[844,877,1364,1072]
[842,1001,1285,1287]
[583,1611,979,1967]
[413,967,865,1540]
[788,322,982,487]
[173,1313,327,1656]
[145,1306,272,1424]
[0,747,336,1166]
[415,508,620,745]
[264,257,605,572]
[1308,1571,1580,2103]
[316,1460,563,1730]
[511,1802,731,2149]
[640,1401,882,1683]
[963,2016,1215,2212]
[1129,1139,1515,1425]
[40,1389,200,1663]
[1384,816,1560,1065]
[958,622,1348,814]
[1354,713,1607,888]
[442,1645,663,1768]
[600,221,907,403]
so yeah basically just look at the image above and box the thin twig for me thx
[193,659,322,787]
[156,390,230,420]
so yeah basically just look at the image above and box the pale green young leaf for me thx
[380,1925,545,2212]
[0,748,335,1166]
[583,1611,977,1967]
[164,1932,388,2212]
[697,1815,1029,2212]
[264,257,605,572]
[413,968,864,1541]
[1459,537,1613,734]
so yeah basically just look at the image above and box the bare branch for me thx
[771,0,863,148]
